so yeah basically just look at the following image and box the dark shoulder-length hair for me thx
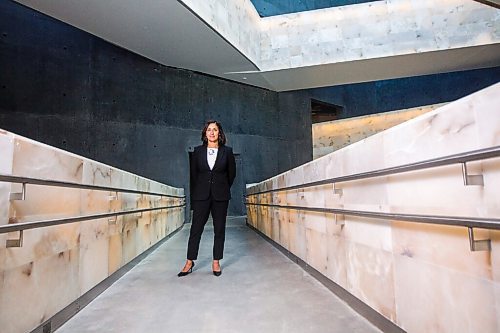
[201,120,226,146]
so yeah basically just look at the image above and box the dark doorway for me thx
[311,99,343,123]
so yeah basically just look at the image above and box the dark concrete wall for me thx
[303,68,500,120]
[0,0,311,216]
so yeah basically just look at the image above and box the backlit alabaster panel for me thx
[0,130,14,256]
[247,83,500,333]
[313,103,446,159]
[181,0,499,73]
[0,130,184,333]
[259,0,499,71]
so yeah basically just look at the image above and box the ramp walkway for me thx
[56,217,380,333]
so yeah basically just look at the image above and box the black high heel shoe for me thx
[177,261,194,277]
[212,262,222,277]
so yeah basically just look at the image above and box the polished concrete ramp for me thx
[57,217,381,333]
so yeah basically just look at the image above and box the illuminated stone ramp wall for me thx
[246,83,500,333]
[0,130,184,333]
[180,0,499,71]
[258,0,499,70]
[313,103,446,159]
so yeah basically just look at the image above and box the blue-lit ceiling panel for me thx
[250,0,380,17]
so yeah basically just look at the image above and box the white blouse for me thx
[207,147,218,170]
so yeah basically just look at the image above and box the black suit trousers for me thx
[187,194,229,260]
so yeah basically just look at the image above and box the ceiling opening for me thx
[250,0,381,17]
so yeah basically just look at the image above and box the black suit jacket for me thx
[190,145,236,201]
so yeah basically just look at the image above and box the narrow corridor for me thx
[56,217,380,333]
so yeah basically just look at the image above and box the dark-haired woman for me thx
[178,120,236,277]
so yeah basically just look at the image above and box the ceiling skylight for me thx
[250,0,381,17]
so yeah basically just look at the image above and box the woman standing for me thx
[178,120,236,277]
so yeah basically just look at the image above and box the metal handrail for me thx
[246,145,500,196]
[0,203,185,234]
[0,174,185,198]
[245,202,500,230]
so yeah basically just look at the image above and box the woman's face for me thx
[206,123,219,144]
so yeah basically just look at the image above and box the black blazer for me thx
[190,145,236,201]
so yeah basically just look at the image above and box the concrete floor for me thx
[57,217,381,333]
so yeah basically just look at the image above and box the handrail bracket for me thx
[6,230,23,248]
[9,183,26,201]
[468,227,491,251]
[462,163,484,186]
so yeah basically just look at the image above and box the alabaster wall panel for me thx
[81,162,115,231]
[246,192,257,229]
[82,160,112,188]
[392,222,492,280]
[0,130,14,249]
[482,159,500,213]
[259,1,499,70]
[0,130,14,174]
[345,240,396,321]
[285,166,304,188]
[108,233,123,275]
[277,208,290,249]
[343,217,393,254]
[325,227,347,289]
[324,149,346,181]
[10,138,82,179]
[385,165,492,217]
[313,104,444,159]
[288,211,307,261]
[492,231,500,284]
[79,226,109,294]
[382,85,500,218]
[9,140,83,257]
[305,227,328,275]
[263,207,272,238]
[0,248,80,333]
[2,223,80,272]
[78,215,111,294]
[474,95,500,147]
[383,98,483,167]
[393,254,499,333]
[136,213,153,254]
[303,157,327,184]
[496,282,500,332]
[271,206,280,241]
[121,215,139,265]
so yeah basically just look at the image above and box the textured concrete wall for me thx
[304,67,500,119]
[0,0,311,216]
